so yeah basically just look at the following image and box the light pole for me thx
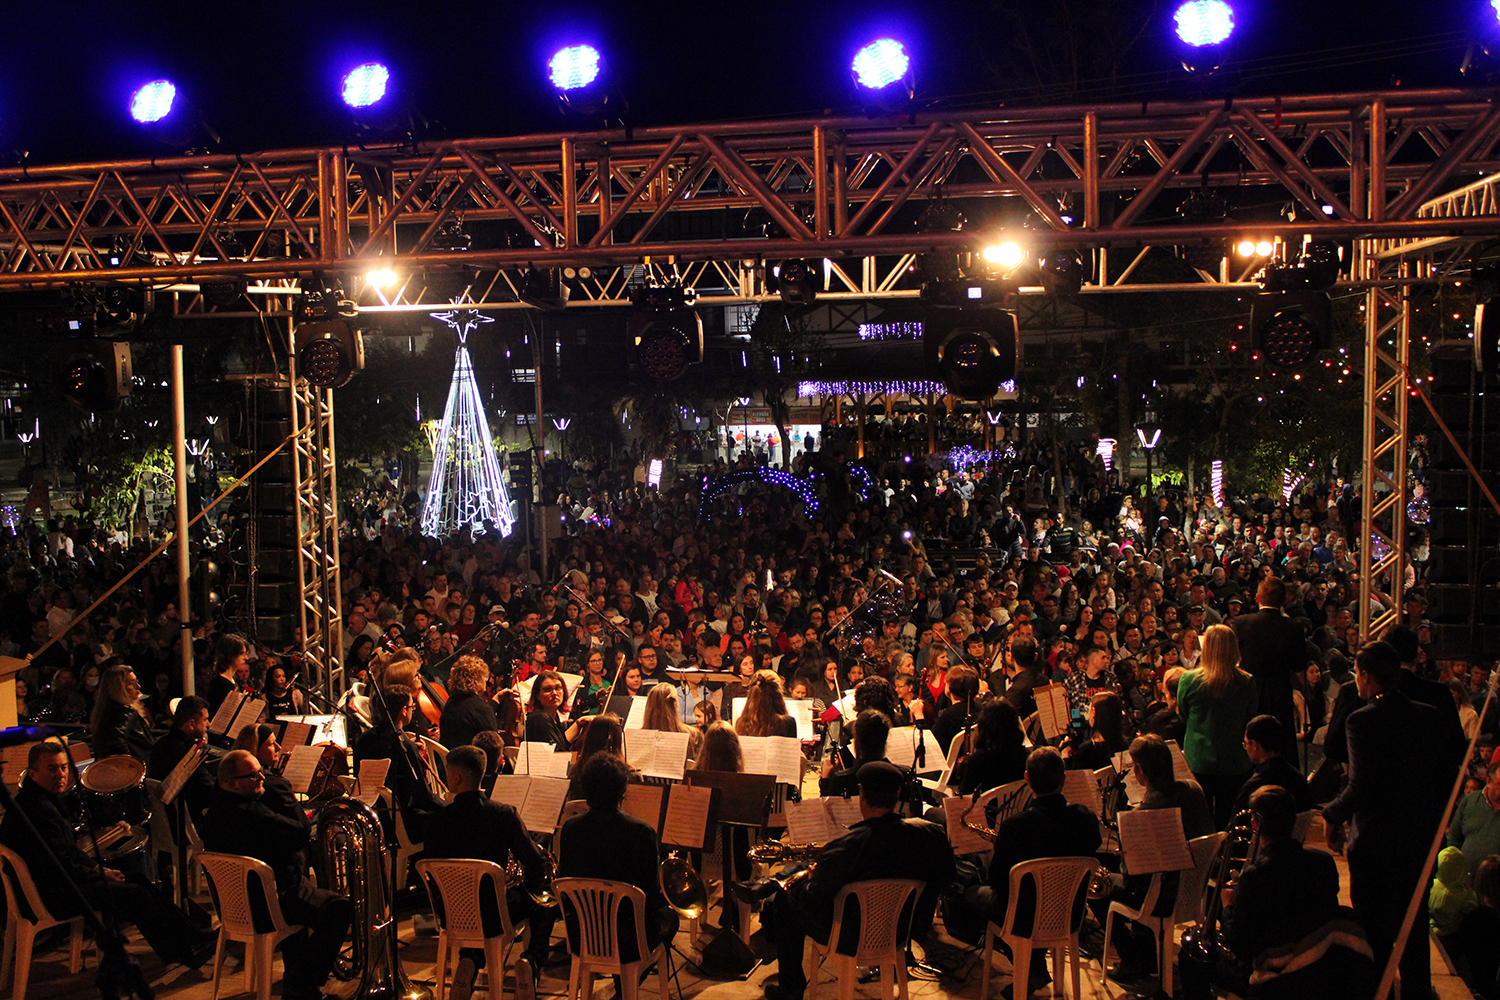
[1136,419,1162,503]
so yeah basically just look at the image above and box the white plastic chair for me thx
[145,777,203,906]
[980,857,1096,1000]
[1102,832,1225,996]
[802,879,924,1000]
[197,851,305,1000]
[0,844,88,1000]
[554,878,668,1000]
[416,858,527,1000]
[377,787,422,889]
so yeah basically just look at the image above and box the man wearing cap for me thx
[764,761,954,1000]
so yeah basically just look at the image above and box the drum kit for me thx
[76,754,152,863]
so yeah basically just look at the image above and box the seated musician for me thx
[352,687,446,845]
[439,655,499,751]
[425,746,556,1000]
[1231,715,1312,815]
[90,665,155,762]
[932,664,983,757]
[819,709,890,798]
[763,762,955,1000]
[232,723,300,817]
[951,700,1028,796]
[558,754,678,976]
[146,694,216,829]
[0,742,212,970]
[524,669,581,750]
[963,747,1101,985]
[200,750,353,1000]
[1222,786,1374,998]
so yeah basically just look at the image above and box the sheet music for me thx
[738,735,771,777]
[662,784,712,849]
[490,773,531,810]
[626,730,690,781]
[785,799,839,844]
[1,743,33,786]
[732,697,746,721]
[786,699,815,741]
[514,741,553,775]
[1036,684,1070,741]
[160,741,206,805]
[885,726,920,770]
[555,672,584,711]
[765,736,805,785]
[355,758,391,806]
[209,690,245,735]
[1061,768,1103,816]
[518,776,570,834]
[624,696,648,730]
[539,751,573,779]
[1117,807,1194,874]
[835,692,857,722]
[826,796,863,831]
[943,796,994,855]
[281,744,325,796]
[1166,741,1194,782]
[621,783,663,830]
[232,698,267,739]
[281,721,314,748]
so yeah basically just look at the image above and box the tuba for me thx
[315,797,429,1000]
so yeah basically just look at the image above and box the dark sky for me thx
[0,0,1480,164]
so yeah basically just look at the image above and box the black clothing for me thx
[979,794,1101,930]
[199,786,352,993]
[1143,705,1186,744]
[775,812,955,994]
[952,745,1028,797]
[1223,838,1339,962]
[1000,668,1040,719]
[424,791,556,966]
[1321,679,1363,765]
[1231,755,1312,815]
[932,704,975,759]
[524,711,572,750]
[352,726,444,842]
[146,729,215,827]
[1065,739,1122,774]
[205,674,236,716]
[1322,690,1447,992]
[1230,608,1302,747]
[0,781,201,967]
[439,690,499,751]
[1396,669,1466,774]
[92,701,156,762]
[558,807,677,963]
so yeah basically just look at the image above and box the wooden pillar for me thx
[856,393,866,459]
[928,396,937,455]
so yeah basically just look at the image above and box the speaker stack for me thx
[229,384,301,646]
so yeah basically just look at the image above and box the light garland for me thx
[848,464,880,504]
[1,505,17,530]
[420,301,516,539]
[1211,459,1225,506]
[798,379,948,397]
[946,444,1017,469]
[1097,437,1117,470]
[700,466,820,520]
[857,321,924,341]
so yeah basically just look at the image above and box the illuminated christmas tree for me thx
[419,301,515,538]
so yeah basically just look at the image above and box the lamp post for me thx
[1136,420,1162,502]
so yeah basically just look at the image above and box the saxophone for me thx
[315,797,429,1000]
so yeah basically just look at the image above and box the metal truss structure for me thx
[3,87,1500,649]
[287,334,345,703]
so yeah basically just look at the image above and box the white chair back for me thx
[1175,832,1227,925]
[1001,857,1095,946]
[0,843,61,930]
[198,852,293,937]
[827,879,924,965]
[554,878,649,970]
[416,858,515,944]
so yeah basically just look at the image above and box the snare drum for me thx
[80,755,150,827]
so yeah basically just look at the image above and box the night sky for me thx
[0,0,1481,165]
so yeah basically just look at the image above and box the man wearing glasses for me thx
[201,750,353,1000]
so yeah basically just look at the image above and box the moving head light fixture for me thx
[767,259,821,306]
[295,284,363,389]
[1249,239,1340,367]
[628,281,702,381]
[922,277,1018,400]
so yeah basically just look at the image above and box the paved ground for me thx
[6,816,1475,1000]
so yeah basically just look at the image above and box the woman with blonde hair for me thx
[733,670,797,738]
[370,646,432,735]
[439,654,499,750]
[91,664,155,761]
[1176,623,1259,828]
[642,682,703,760]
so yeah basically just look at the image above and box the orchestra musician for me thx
[819,709,890,799]
[950,699,1028,796]
[232,723,300,816]
[931,664,982,757]
[1231,715,1312,814]
[425,746,557,1000]
[558,755,678,983]
[201,750,353,1000]
[439,655,499,751]
[0,742,214,970]
[91,665,155,762]
[146,694,216,829]
[524,669,580,749]
[205,634,253,716]
[352,687,445,845]
[763,762,955,1000]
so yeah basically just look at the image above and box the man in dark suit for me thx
[1322,642,1448,993]
[557,754,678,967]
[1230,577,1302,750]
[426,746,555,1000]
[998,636,1042,720]
[200,750,353,1000]
[818,709,890,799]
[0,742,212,970]
[765,761,955,1000]
[1382,624,1466,772]
[146,695,216,830]
[965,747,1101,986]
[1232,715,1311,814]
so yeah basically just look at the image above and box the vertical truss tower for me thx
[420,305,516,539]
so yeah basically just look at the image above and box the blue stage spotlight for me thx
[852,38,910,90]
[1174,0,1235,47]
[549,45,601,91]
[129,80,177,124]
[341,62,390,108]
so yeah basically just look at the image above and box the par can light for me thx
[549,45,602,91]
[341,63,390,109]
[1174,0,1235,47]
[852,39,910,90]
[129,80,177,124]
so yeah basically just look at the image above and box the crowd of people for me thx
[0,427,1496,999]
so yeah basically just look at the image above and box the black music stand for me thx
[683,771,776,978]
